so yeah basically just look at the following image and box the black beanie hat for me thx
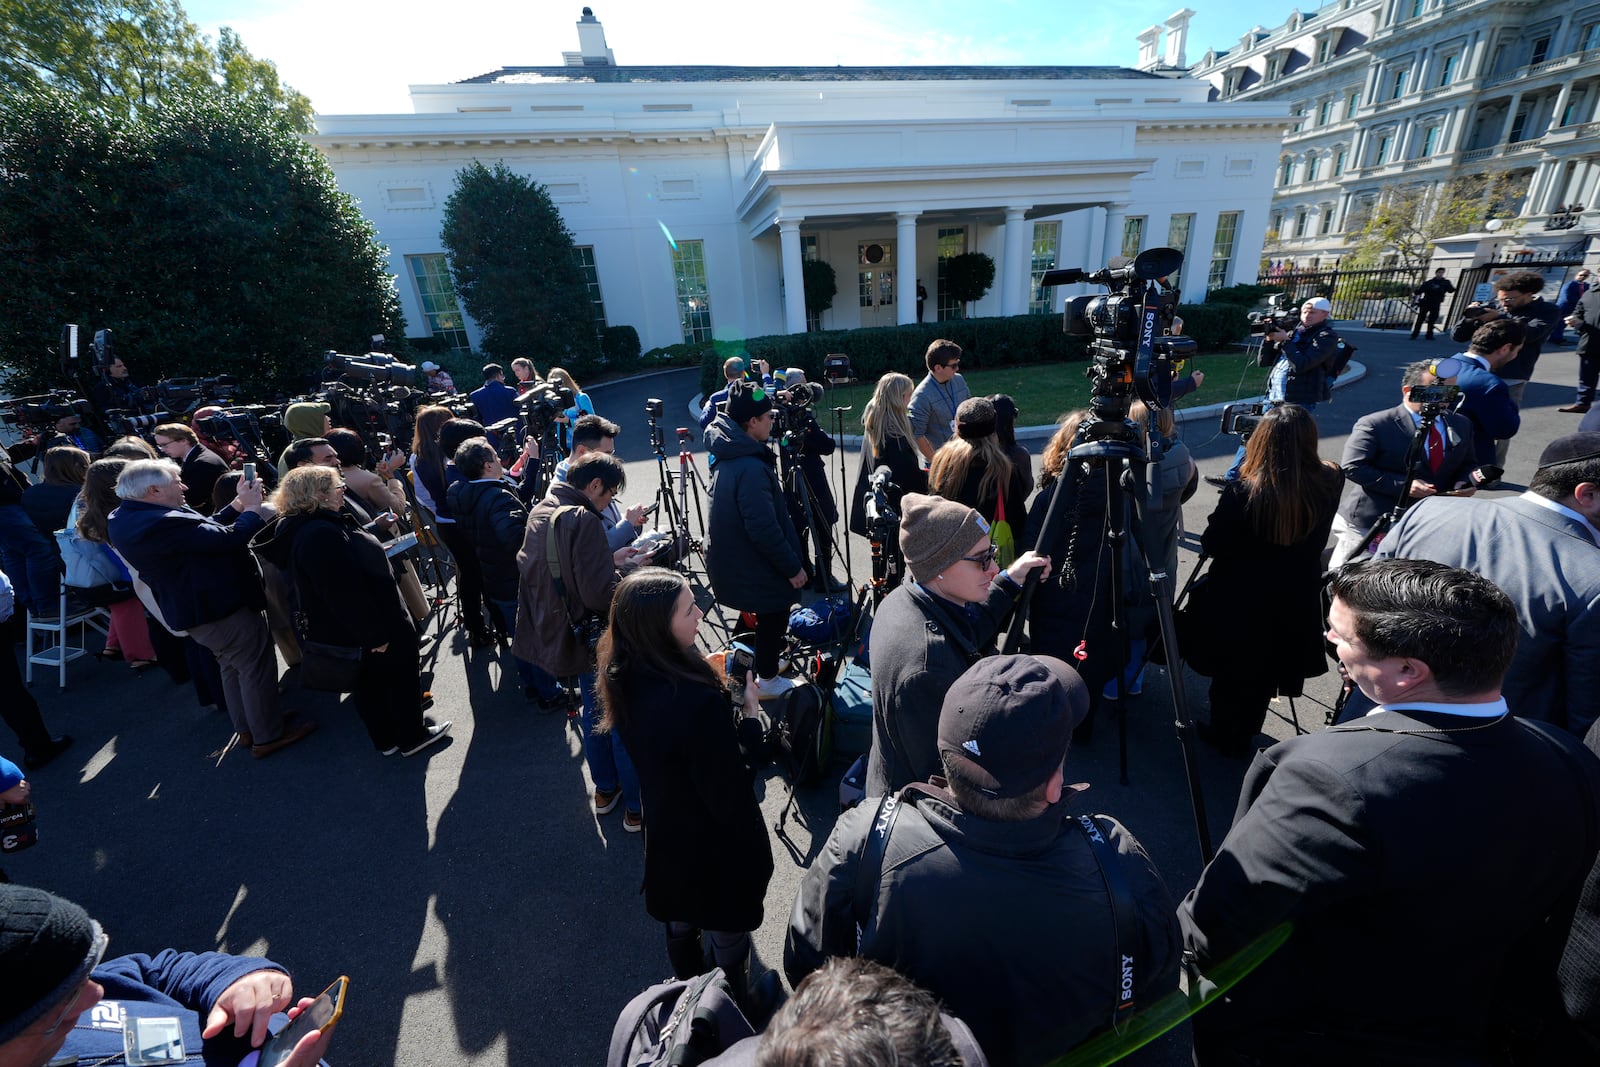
[725,378,773,426]
[0,884,106,1044]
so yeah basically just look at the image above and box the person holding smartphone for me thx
[0,882,334,1067]
[596,567,777,1019]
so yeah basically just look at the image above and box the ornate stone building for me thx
[1173,0,1600,269]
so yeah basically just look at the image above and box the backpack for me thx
[1325,337,1357,379]
[606,968,755,1067]
[767,680,830,786]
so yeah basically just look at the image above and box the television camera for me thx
[1050,247,1197,439]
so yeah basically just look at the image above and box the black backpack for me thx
[607,968,756,1067]
[767,681,830,786]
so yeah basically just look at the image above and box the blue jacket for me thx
[57,950,304,1066]
[1453,356,1521,465]
[469,380,518,425]
[107,500,266,630]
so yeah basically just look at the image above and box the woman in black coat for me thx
[597,567,774,1001]
[849,371,927,538]
[255,466,449,757]
[1189,404,1343,756]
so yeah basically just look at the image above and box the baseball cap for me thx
[938,655,1089,799]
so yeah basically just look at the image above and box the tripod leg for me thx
[1144,541,1215,865]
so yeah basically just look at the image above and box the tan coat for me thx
[513,481,620,677]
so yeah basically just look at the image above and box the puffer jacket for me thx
[704,415,803,614]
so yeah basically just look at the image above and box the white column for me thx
[778,218,807,335]
[895,211,920,325]
[1103,203,1129,264]
[1499,91,1525,144]
[1001,206,1030,316]
[1550,81,1576,132]
[1084,207,1107,296]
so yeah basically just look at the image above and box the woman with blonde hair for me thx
[927,396,1026,527]
[848,372,926,537]
[1187,403,1342,755]
[253,466,449,757]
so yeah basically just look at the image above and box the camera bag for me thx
[767,681,830,786]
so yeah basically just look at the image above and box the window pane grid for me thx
[407,254,471,353]
[672,240,713,344]
[936,227,966,321]
[1029,222,1060,314]
[1208,212,1241,291]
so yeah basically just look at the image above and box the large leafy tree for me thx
[1347,173,1531,267]
[0,86,402,395]
[0,0,313,131]
[440,161,601,370]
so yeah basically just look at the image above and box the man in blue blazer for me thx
[1373,432,1600,738]
[1452,319,1524,473]
[1182,559,1600,1065]
[107,460,313,759]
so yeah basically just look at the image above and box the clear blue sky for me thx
[183,0,1301,115]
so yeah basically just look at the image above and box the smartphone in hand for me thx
[242,462,257,487]
[255,977,347,1067]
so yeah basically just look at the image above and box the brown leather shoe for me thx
[1560,402,1592,413]
[251,720,318,760]
[235,732,253,748]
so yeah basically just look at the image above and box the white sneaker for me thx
[401,721,452,757]
[757,675,797,700]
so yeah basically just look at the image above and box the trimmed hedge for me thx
[686,307,1250,398]
[601,325,643,374]
[1177,303,1252,351]
[687,315,1085,398]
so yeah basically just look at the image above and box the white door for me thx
[857,240,897,327]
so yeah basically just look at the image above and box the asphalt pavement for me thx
[11,326,1587,1066]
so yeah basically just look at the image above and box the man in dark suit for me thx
[153,423,230,511]
[107,460,314,759]
[1410,267,1454,340]
[469,363,518,426]
[1372,432,1600,737]
[1562,282,1600,413]
[1328,360,1476,568]
[1181,559,1600,1065]
[1553,267,1592,345]
[1452,318,1524,473]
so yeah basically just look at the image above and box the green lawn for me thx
[955,352,1271,428]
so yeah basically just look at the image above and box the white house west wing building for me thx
[307,9,1289,354]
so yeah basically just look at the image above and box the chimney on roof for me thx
[1164,8,1194,68]
[1136,25,1163,71]
[563,7,616,67]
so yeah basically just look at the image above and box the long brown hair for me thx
[1238,403,1340,545]
[928,433,1011,505]
[76,458,131,542]
[1038,410,1089,489]
[596,568,719,735]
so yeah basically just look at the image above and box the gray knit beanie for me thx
[0,884,106,1044]
[899,493,991,584]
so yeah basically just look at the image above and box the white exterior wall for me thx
[311,72,1288,352]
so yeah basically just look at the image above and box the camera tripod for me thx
[649,415,708,578]
[774,406,848,595]
[1004,402,1214,863]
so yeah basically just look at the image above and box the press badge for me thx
[124,1016,186,1064]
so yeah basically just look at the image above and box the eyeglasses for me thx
[942,362,962,370]
[960,546,999,569]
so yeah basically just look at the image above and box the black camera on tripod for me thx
[518,381,576,439]
[156,375,240,415]
[323,350,419,389]
[0,393,90,430]
[1045,247,1197,448]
